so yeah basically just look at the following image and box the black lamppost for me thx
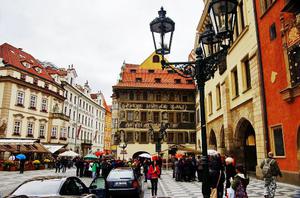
[150,1,237,197]
[118,130,127,161]
[148,122,169,155]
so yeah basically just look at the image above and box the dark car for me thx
[106,167,143,198]
[6,176,106,198]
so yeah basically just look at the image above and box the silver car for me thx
[6,176,99,198]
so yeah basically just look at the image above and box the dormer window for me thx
[22,61,31,68]
[34,67,42,74]
[136,78,142,82]
[186,80,193,84]
[45,83,49,89]
[167,70,174,74]
[148,70,155,73]
[175,79,181,84]
[152,55,160,63]
[130,69,136,73]
[155,78,161,83]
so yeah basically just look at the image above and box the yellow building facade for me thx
[195,0,267,174]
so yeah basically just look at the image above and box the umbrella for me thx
[207,149,219,156]
[9,155,16,160]
[95,151,104,157]
[58,150,79,157]
[16,154,26,160]
[139,153,151,158]
[84,154,97,160]
[175,153,184,159]
[225,157,234,165]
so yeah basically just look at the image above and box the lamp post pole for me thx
[149,2,237,197]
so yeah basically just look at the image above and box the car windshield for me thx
[12,179,62,196]
[107,169,134,180]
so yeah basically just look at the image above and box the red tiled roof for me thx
[45,66,67,76]
[113,64,195,90]
[0,43,54,82]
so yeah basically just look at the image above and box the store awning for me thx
[43,144,65,153]
[0,138,49,153]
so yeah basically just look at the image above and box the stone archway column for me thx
[221,78,235,153]
[249,51,267,176]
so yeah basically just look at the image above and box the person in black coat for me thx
[209,154,225,198]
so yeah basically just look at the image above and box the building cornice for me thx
[0,76,65,101]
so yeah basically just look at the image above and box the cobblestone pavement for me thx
[0,168,163,198]
[158,170,300,198]
[1,169,299,198]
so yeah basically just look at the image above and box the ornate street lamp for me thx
[119,141,127,161]
[118,130,127,161]
[149,2,237,197]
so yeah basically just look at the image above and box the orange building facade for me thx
[254,0,300,185]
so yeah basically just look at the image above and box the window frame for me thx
[13,120,22,135]
[270,125,286,158]
[16,91,25,106]
[30,95,37,109]
[231,67,239,99]
[27,122,34,136]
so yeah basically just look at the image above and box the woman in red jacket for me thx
[147,160,160,198]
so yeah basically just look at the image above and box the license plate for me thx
[115,181,127,186]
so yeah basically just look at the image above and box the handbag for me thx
[210,171,222,198]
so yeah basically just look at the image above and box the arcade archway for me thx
[209,129,217,150]
[235,118,257,172]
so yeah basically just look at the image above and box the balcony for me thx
[81,139,92,145]
[50,113,70,121]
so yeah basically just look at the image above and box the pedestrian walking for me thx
[196,156,203,182]
[91,161,99,179]
[230,164,249,198]
[147,160,160,198]
[260,152,282,198]
[143,159,149,182]
[225,156,236,193]
[19,159,25,174]
[55,158,61,173]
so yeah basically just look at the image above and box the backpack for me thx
[262,159,274,177]
[235,182,248,198]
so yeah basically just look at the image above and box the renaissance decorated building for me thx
[112,53,196,160]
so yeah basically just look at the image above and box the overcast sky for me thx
[0,0,203,104]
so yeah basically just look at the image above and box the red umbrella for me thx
[95,151,104,157]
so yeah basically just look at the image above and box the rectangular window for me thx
[127,111,134,121]
[190,112,195,123]
[239,0,245,31]
[153,112,160,123]
[41,98,48,112]
[30,95,37,109]
[16,91,25,106]
[269,23,276,41]
[14,121,21,135]
[141,112,147,122]
[60,127,66,138]
[176,113,181,123]
[126,132,134,143]
[51,127,57,138]
[168,112,174,123]
[156,94,161,101]
[182,96,188,102]
[231,67,239,98]
[190,132,196,143]
[242,58,251,90]
[39,124,45,137]
[271,126,285,157]
[260,0,276,14]
[178,133,184,144]
[216,84,221,109]
[183,112,189,122]
[74,96,77,104]
[140,132,147,143]
[167,132,174,144]
[27,122,34,136]
[143,92,148,100]
[70,93,73,103]
[208,92,213,115]
[33,78,38,85]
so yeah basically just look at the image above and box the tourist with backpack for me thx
[260,152,282,198]
[230,164,249,198]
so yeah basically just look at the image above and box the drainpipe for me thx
[253,0,270,154]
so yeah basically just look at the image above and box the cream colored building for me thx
[46,66,106,156]
[0,43,68,150]
[195,0,267,174]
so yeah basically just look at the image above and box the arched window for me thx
[152,55,160,63]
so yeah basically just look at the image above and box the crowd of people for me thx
[52,151,282,198]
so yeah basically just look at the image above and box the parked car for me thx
[6,176,106,198]
[106,167,143,198]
